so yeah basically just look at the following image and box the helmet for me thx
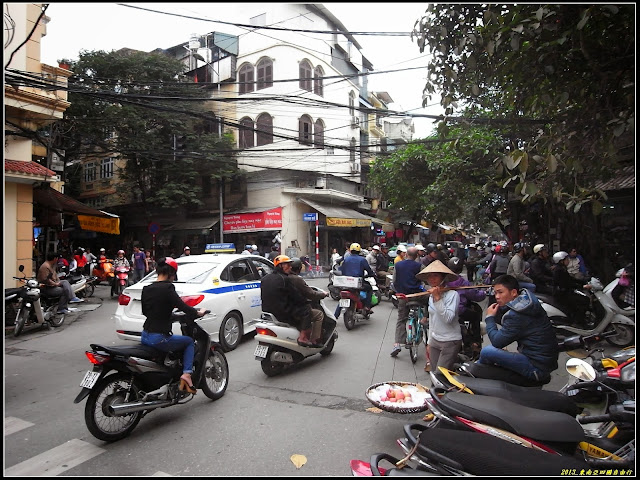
[426,243,436,254]
[396,244,407,253]
[289,257,302,273]
[494,245,501,253]
[436,244,444,250]
[251,244,258,251]
[273,255,293,268]
[415,244,425,251]
[165,257,178,273]
[117,249,125,255]
[350,243,362,252]
[372,245,380,251]
[553,251,569,264]
[448,257,463,274]
[100,248,106,252]
[533,244,546,254]
[512,242,524,253]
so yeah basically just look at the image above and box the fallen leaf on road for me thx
[366,407,383,413]
[291,454,307,469]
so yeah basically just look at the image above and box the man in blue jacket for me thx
[339,243,375,314]
[478,274,558,384]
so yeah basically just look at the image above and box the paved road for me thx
[3,277,620,476]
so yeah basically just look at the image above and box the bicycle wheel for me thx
[406,307,420,364]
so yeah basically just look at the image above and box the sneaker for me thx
[390,345,402,357]
[69,297,84,303]
[57,308,71,314]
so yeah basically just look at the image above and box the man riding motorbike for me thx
[288,257,329,347]
[337,243,376,314]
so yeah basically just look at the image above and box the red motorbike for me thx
[335,275,378,330]
[111,265,130,297]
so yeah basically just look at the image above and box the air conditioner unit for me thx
[355,117,360,126]
[315,177,326,189]
[381,200,388,209]
[351,116,357,128]
[350,161,361,174]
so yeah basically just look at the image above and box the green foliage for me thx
[412,4,634,212]
[369,124,508,233]
[62,49,237,211]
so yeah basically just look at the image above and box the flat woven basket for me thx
[365,381,430,414]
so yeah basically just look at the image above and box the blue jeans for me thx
[141,330,195,374]
[477,345,548,382]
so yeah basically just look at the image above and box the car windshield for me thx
[142,261,219,284]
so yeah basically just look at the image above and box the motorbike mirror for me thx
[19,265,25,272]
[566,357,597,381]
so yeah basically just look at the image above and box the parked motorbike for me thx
[74,309,228,442]
[537,276,635,348]
[251,290,338,377]
[350,426,591,476]
[58,267,89,298]
[336,275,378,330]
[111,265,131,297]
[10,265,66,337]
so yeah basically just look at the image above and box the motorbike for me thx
[349,426,591,477]
[58,267,89,298]
[336,275,378,330]
[251,290,339,377]
[327,262,342,300]
[536,276,635,348]
[111,265,131,297]
[73,309,229,442]
[10,265,66,337]
[92,259,115,286]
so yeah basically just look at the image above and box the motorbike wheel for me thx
[320,335,336,356]
[219,311,242,351]
[344,307,356,330]
[199,349,229,400]
[14,307,29,337]
[48,308,65,328]
[261,350,285,377]
[604,323,634,348]
[84,372,143,442]
[85,283,95,297]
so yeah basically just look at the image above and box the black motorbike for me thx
[74,309,229,442]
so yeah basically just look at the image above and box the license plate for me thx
[79,370,100,389]
[339,298,351,308]
[254,344,269,359]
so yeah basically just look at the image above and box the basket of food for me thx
[365,381,431,413]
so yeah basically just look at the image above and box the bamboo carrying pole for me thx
[402,284,493,299]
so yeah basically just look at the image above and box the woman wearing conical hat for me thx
[416,260,461,371]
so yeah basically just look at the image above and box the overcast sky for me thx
[39,2,443,138]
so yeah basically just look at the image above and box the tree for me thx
[62,48,237,216]
[369,123,509,237]
[412,4,634,214]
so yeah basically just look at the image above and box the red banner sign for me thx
[223,208,283,233]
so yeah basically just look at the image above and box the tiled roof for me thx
[5,160,57,178]
[593,166,635,191]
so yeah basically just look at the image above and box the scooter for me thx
[58,267,89,298]
[92,259,115,286]
[536,276,635,348]
[111,265,131,297]
[11,265,66,337]
[327,262,342,300]
[74,309,229,442]
[337,275,378,330]
[251,291,338,377]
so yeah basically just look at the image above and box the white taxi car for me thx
[114,254,274,351]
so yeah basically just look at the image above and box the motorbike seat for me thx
[5,287,22,296]
[460,361,549,387]
[438,390,586,443]
[89,343,166,362]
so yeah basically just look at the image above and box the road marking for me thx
[4,416,34,436]
[4,438,105,476]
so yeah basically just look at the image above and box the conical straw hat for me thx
[416,260,458,283]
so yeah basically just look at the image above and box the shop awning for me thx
[299,198,372,228]
[165,218,219,231]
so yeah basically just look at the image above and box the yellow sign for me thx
[77,215,120,234]
[326,217,371,227]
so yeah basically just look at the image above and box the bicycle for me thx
[405,299,428,363]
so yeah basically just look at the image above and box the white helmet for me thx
[396,244,407,253]
[533,244,547,254]
[251,244,258,251]
[553,251,569,264]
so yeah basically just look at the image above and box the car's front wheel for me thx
[219,311,243,351]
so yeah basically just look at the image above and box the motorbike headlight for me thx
[620,361,636,383]
[26,279,39,288]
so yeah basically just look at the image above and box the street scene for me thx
[4,2,635,477]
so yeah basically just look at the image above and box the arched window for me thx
[314,65,324,96]
[239,117,255,149]
[256,113,273,146]
[299,60,312,92]
[299,114,313,145]
[256,58,273,90]
[314,119,324,148]
[350,137,356,162]
[238,63,254,94]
